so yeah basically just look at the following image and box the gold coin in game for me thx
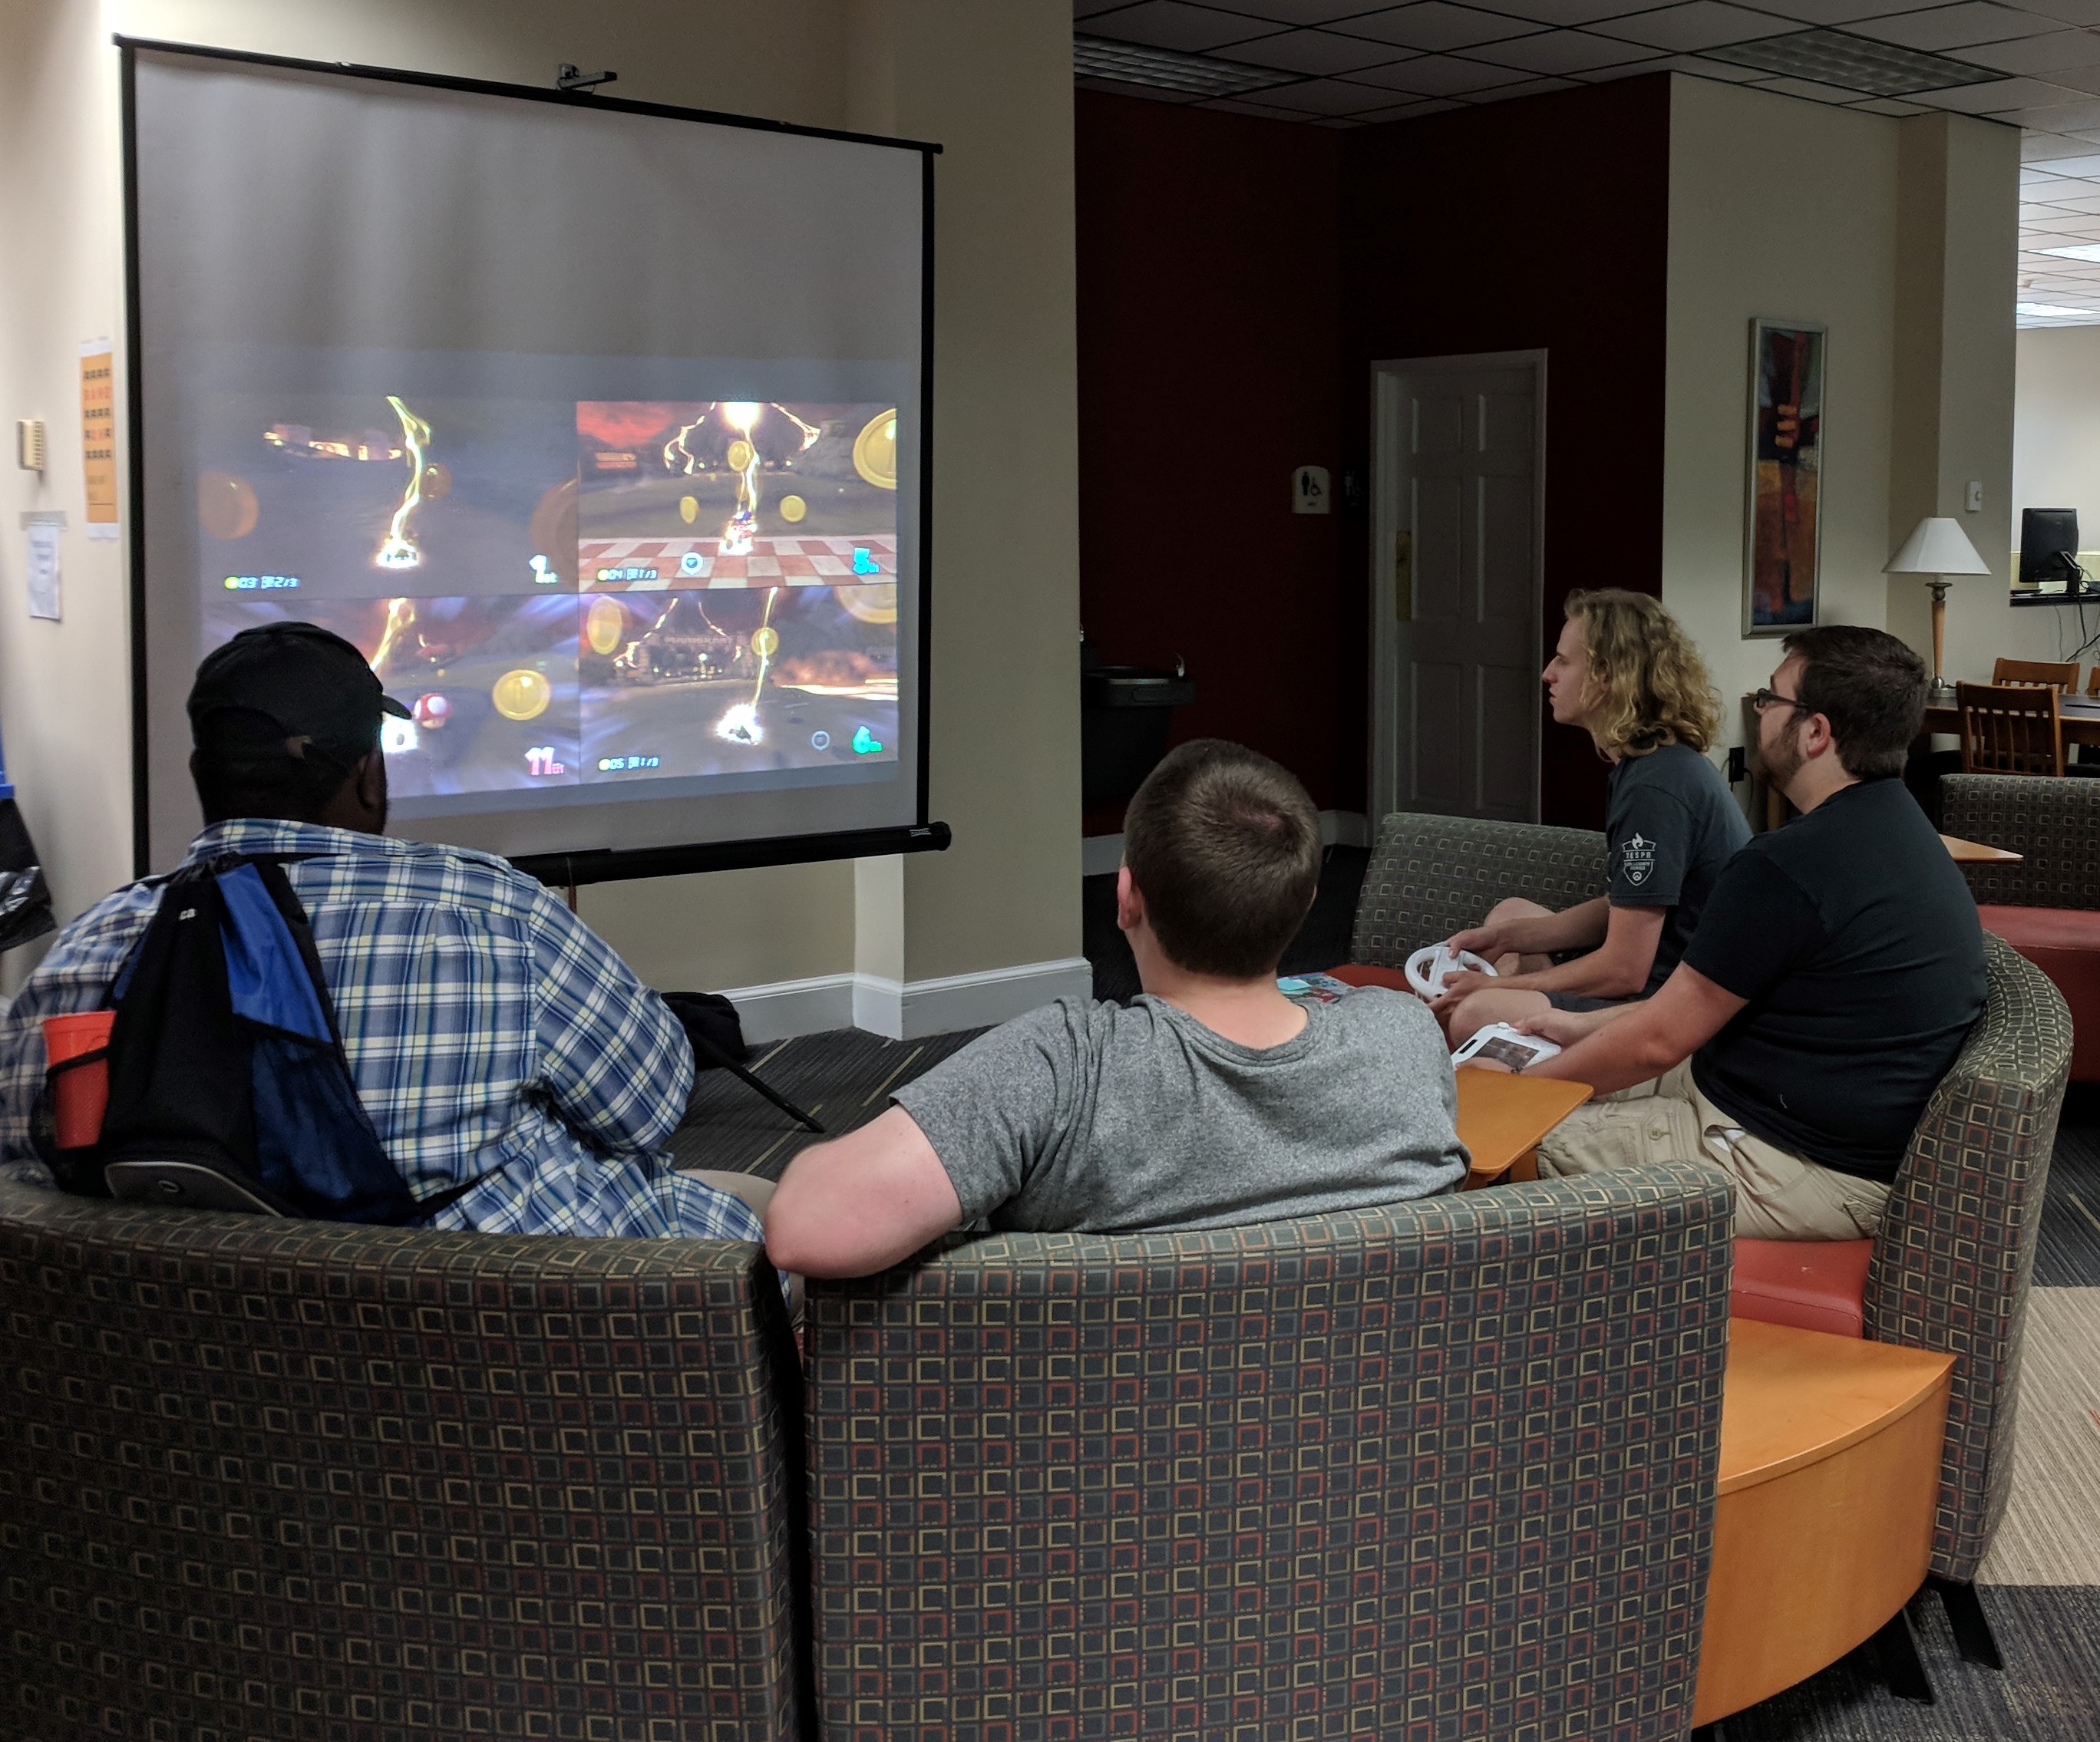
[839,582,897,625]
[852,411,898,490]
[778,494,807,523]
[679,494,698,524]
[197,471,259,540]
[751,626,780,660]
[726,438,754,473]
[586,596,627,657]
[492,668,552,721]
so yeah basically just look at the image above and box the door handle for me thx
[1394,531,1412,622]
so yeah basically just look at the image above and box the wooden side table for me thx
[1454,1068,1592,1189]
[1690,1319,1955,1727]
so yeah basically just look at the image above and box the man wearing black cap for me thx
[0,622,764,1242]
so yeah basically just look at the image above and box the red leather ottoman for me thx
[1977,906,2100,1083]
[1731,1238,1871,1338]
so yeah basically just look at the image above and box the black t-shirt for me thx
[1605,742,1752,993]
[1684,778,1986,1179]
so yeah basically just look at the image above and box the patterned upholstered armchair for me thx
[1349,812,1606,966]
[1865,932,2072,1655]
[0,1185,809,1742]
[1346,810,2075,1671]
[1940,772,2100,1081]
[802,1163,1734,1742]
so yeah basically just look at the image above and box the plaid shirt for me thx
[0,819,763,1244]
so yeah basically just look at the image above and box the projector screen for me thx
[124,41,934,881]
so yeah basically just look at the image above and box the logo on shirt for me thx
[1621,833,1656,886]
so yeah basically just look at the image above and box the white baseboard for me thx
[1082,808,1369,876]
[722,955,1095,1044]
[716,972,858,1044]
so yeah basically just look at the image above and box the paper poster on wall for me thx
[1743,318,1824,637]
[80,339,117,539]
[25,514,63,620]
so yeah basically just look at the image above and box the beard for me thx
[1758,722,1806,793]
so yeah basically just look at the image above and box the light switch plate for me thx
[1965,480,1983,513]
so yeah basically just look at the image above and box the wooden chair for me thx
[1957,681,2064,777]
[1990,657,2078,691]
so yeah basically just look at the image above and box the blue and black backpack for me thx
[45,854,474,1223]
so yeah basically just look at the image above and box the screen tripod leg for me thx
[689,1032,826,1133]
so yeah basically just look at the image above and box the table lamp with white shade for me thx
[1883,516,1993,693]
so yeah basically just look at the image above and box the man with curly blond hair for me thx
[1438,588,1749,1044]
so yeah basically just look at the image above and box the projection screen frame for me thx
[117,36,945,889]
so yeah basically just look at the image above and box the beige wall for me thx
[1661,76,2032,767]
[2013,325,2100,667]
[1662,76,1900,757]
[0,0,1079,1004]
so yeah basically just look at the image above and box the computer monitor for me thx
[2018,508,2082,589]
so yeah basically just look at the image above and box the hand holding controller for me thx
[1405,944,1498,1003]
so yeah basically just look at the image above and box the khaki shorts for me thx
[1533,1061,1890,1242]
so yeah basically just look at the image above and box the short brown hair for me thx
[1781,625,1927,780]
[1563,589,1722,760]
[1122,740,1321,978]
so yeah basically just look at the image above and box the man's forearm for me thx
[1500,898,1609,957]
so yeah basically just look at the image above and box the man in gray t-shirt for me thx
[764,741,1468,1279]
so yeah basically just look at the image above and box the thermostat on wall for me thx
[1293,465,1330,515]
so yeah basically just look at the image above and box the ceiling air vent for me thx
[1074,34,1296,100]
[1699,29,2010,98]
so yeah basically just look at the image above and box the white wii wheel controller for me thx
[1404,945,1498,1001]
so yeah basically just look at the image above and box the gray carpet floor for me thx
[673,1036,2100,1738]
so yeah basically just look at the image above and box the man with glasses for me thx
[1510,625,1986,1239]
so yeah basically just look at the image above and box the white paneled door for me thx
[1372,355,1544,824]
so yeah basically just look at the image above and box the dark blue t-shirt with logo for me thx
[1605,741,1752,994]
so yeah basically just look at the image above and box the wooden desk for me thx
[1690,1319,1955,1727]
[1940,832,2022,864]
[1454,1067,1591,1189]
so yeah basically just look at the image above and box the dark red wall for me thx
[1342,77,1673,830]
[1075,93,1346,830]
[1075,77,1672,834]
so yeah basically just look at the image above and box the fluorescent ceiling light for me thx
[1074,35,1296,98]
[1699,29,2008,97]
[2039,244,2100,262]
[2016,302,2100,320]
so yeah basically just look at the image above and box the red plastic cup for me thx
[44,1011,116,1150]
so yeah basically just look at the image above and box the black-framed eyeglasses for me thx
[1751,687,1814,718]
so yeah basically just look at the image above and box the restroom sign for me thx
[1293,465,1331,515]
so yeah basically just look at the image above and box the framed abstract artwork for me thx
[1744,318,1824,637]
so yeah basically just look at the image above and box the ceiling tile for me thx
[1202,0,1400,21]
[1850,94,1930,110]
[1193,94,1322,116]
[1580,51,1770,78]
[1752,71,1889,99]
[1440,0,1662,21]
[1908,74,2085,108]
[2020,144,2100,167]
[1348,51,1549,90]
[1075,2,1141,15]
[2013,0,2100,23]
[1350,94,1472,118]
[1332,3,1549,50]
[1462,29,1669,72]
[1953,25,2100,70]
[1847,3,2063,51]
[1590,2,1801,51]
[2020,206,2100,225]
[1312,114,1372,124]
[1078,1,1288,52]
[2006,94,2100,123]
[1729,0,1923,20]
[2036,186,2100,206]
[1220,28,1421,71]
[2022,59,2100,88]
[1251,74,1402,110]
